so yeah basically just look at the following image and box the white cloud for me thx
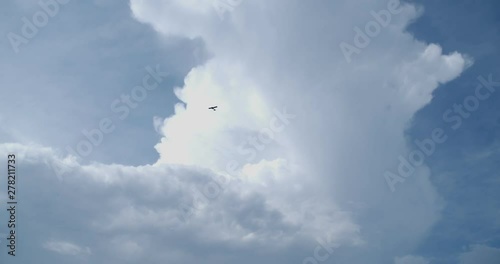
[129,0,217,38]
[43,240,91,256]
[128,0,467,262]
[0,0,470,263]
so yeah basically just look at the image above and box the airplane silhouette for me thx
[208,106,218,111]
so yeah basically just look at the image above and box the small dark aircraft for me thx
[208,106,218,111]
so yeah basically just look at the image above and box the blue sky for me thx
[0,0,499,263]
[0,0,208,165]
[405,0,500,262]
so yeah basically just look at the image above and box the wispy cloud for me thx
[43,240,91,256]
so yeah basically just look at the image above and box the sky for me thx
[0,0,498,263]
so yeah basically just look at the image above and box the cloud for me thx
[128,0,467,261]
[43,240,91,256]
[129,0,217,38]
[0,0,470,263]
[0,142,360,263]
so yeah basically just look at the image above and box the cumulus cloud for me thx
[130,0,218,38]
[133,0,468,190]
[128,0,467,261]
[0,0,470,263]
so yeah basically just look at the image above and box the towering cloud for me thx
[0,0,469,263]
[130,0,468,262]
